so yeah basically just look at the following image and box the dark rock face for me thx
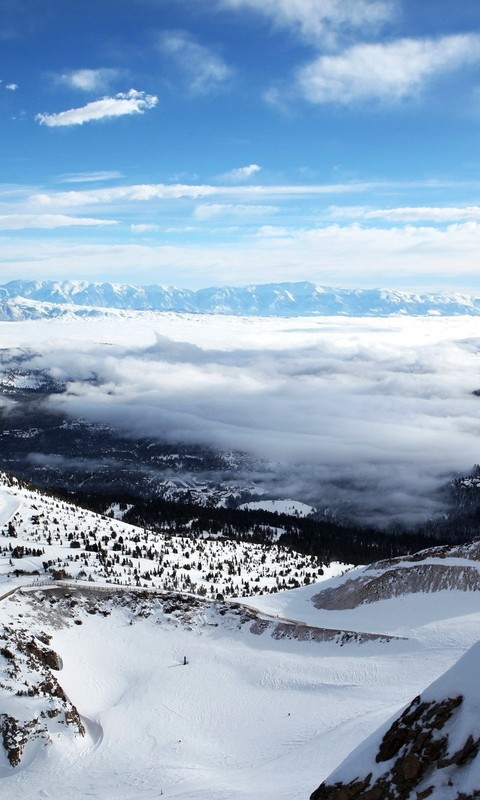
[0,624,85,766]
[310,692,480,800]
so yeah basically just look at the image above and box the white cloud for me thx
[159,29,233,94]
[218,0,394,46]
[218,164,262,181]
[329,205,480,223]
[3,219,480,290]
[130,223,159,233]
[16,316,480,526]
[297,34,480,104]
[57,171,124,184]
[194,203,277,219]
[55,68,120,92]
[31,183,218,207]
[0,214,117,229]
[35,89,158,127]
[5,83,17,91]
[31,179,392,208]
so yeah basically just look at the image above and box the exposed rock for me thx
[438,735,480,769]
[312,564,480,610]
[0,714,27,767]
[0,623,85,766]
[251,619,399,645]
[25,638,61,670]
[310,775,373,800]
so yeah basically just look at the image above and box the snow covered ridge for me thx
[310,639,480,800]
[312,538,480,610]
[3,279,480,317]
[0,472,329,597]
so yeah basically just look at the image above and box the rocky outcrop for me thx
[250,618,399,645]
[312,537,480,613]
[0,624,84,766]
[309,641,480,800]
[313,563,480,610]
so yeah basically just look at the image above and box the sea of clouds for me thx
[2,314,480,526]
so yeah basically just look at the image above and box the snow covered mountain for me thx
[1,472,480,798]
[2,279,480,318]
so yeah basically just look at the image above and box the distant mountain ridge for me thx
[2,279,480,318]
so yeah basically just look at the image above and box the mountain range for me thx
[2,279,480,318]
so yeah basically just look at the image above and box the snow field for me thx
[0,451,480,796]
[1,587,474,800]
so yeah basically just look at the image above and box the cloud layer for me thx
[7,315,480,527]
[0,214,117,229]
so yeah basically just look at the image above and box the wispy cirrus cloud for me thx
[297,34,480,104]
[158,29,233,94]
[30,179,397,207]
[0,214,117,229]
[54,68,121,93]
[57,171,125,184]
[329,205,480,223]
[130,223,159,233]
[218,0,394,47]
[194,202,278,219]
[36,89,158,127]
[32,183,219,206]
[30,177,473,210]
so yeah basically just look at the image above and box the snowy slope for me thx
[247,539,480,645]
[3,279,480,318]
[310,639,480,799]
[0,578,477,800]
[0,473,330,598]
[0,474,480,798]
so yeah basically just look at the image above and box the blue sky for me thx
[2,0,480,290]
